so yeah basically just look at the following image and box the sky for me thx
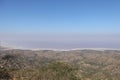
[0,0,120,49]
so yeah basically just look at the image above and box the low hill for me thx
[0,49,120,80]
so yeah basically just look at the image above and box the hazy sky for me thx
[0,0,120,49]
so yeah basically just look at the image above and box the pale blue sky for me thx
[0,0,120,49]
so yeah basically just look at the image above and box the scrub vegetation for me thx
[0,49,120,80]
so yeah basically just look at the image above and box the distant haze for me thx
[1,34,120,49]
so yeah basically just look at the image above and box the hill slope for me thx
[0,49,120,80]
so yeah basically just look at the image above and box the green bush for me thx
[13,62,81,80]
